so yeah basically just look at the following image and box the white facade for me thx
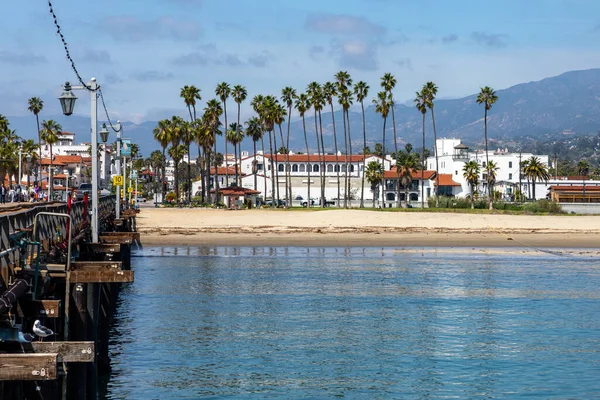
[428,138,551,200]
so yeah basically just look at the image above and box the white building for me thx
[428,138,551,200]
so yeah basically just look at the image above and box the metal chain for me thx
[98,88,121,132]
[48,0,92,91]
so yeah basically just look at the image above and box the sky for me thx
[2,0,600,124]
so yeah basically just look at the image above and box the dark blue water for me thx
[103,247,600,399]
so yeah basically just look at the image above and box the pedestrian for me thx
[0,184,5,204]
[9,186,14,202]
[16,185,22,202]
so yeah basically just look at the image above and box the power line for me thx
[48,1,121,133]
[47,1,92,91]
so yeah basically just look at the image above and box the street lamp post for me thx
[115,121,122,219]
[59,78,109,243]
[18,144,23,191]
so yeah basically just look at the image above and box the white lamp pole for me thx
[59,78,109,243]
[115,122,122,219]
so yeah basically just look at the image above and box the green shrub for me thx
[523,200,563,214]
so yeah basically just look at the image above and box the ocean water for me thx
[102,247,600,399]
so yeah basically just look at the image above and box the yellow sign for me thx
[113,175,124,186]
[128,187,133,193]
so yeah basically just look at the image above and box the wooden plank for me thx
[0,353,57,381]
[19,300,61,318]
[70,269,134,283]
[100,232,141,240]
[87,243,121,253]
[70,261,122,270]
[99,236,132,244]
[23,342,94,363]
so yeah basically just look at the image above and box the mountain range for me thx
[5,68,600,158]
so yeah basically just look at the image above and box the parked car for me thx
[266,199,286,207]
[136,195,147,203]
[75,183,92,201]
[301,199,315,207]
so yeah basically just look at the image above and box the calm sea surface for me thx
[102,247,600,399]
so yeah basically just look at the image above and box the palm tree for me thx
[476,86,499,210]
[216,82,231,186]
[251,95,269,201]
[382,73,401,207]
[577,160,591,176]
[463,160,480,209]
[40,119,61,200]
[168,143,186,204]
[523,156,550,200]
[274,103,288,207]
[149,150,165,200]
[194,117,213,202]
[395,144,420,208]
[354,81,369,208]
[365,160,384,208]
[27,97,44,186]
[520,158,531,200]
[485,160,499,203]
[335,71,352,207]
[322,82,341,207]
[180,85,201,202]
[340,87,354,207]
[153,119,170,201]
[423,82,440,208]
[226,123,245,185]
[414,89,428,208]
[295,93,312,206]
[232,85,247,186]
[373,91,390,208]
[21,139,38,190]
[205,99,224,204]
[281,87,297,205]
[245,117,262,192]
[307,82,325,207]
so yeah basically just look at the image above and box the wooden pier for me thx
[0,197,139,399]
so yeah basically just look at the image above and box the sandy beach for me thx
[135,208,600,248]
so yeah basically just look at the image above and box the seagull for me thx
[18,332,35,343]
[33,320,54,341]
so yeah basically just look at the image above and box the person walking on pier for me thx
[0,184,5,204]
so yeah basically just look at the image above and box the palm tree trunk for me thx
[261,136,267,204]
[330,102,340,208]
[471,185,475,209]
[233,143,238,188]
[431,107,440,209]
[391,102,401,208]
[405,180,409,209]
[174,160,179,205]
[236,103,241,186]
[162,147,166,201]
[381,117,387,208]
[272,130,280,205]
[346,110,353,207]
[198,146,205,203]
[238,141,242,186]
[187,143,191,203]
[205,149,211,204]
[318,111,326,208]
[532,177,536,200]
[36,114,41,186]
[302,116,311,207]
[278,124,288,208]
[213,136,220,205]
[342,109,348,208]
[372,185,376,208]
[49,144,53,201]
[360,101,366,208]
[421,113,426,209]
[313,110,322,207]
[483,108,492,210]
[223,103,229,187]
[253,141,257,192]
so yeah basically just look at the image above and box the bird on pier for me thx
[33,320,54,341]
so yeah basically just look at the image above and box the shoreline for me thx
[136,208,600,249]
[140,231,600,249]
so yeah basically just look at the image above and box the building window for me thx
[257,163,263,171]
[327,164,333,172]
[386,193,395,201]
[509,173,513,180]
[335,165,340,172]
[341,165,347,172]
[482,162,486,167]
[455,170,458,175]
[350,165,355,172]
[278,164,284,172]
[292,164,298,172]
[299,164,306,172]
[313,164,319,172]
[509,161,513,168]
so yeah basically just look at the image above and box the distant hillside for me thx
[6,68,600,157]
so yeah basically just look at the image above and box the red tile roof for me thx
[435,174,462,187]
[209,166,245,176]
[384,169,436,180]
[219,186,261,195]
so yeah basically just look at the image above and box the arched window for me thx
[409,193,418,201]
[313,164,319,172]
[341,165,347,172]
[286,164,291,172]
[278,164,284,172]
[334,165,340,172]
[327,164,334,172]
[386,193,396,201]
[300,164,306,172]
[292,164,299,172]
[350,165,355,172]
